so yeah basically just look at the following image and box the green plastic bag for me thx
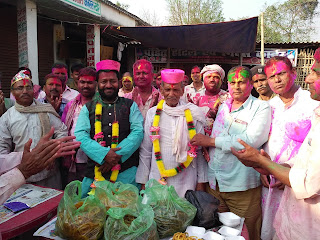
[55,181,107,240]
[104,202,159,240]
[94,181,140,210]
[142,179,197,239]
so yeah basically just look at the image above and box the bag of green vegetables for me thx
[141,179,197,239]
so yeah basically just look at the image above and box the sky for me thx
[110,0,320,41]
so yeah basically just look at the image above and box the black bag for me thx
[185,190,222,229]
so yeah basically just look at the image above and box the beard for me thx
[98,87,119,102]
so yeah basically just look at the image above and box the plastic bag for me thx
[185,190,221,229]
[142,179,197,239]
[55,181,107,240]
[94,180,140,210]
[104,203,159,240]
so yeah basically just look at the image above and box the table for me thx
[0,193,63,240]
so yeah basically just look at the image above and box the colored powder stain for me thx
[274,119,311,163]
[51,80,61,85]
[227,72,236,82]
[265,61,288,78]
[22,79,30,86]
[138,64,142,70]
[227,67,249,82]
[314,48,320,62]
[170,84,174,88]
[268,164,275,170]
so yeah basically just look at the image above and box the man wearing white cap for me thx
[0,70,68,189]
[136,69,208,197]
[197,64,229,136]
[75,60,144,196]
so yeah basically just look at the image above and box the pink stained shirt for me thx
[261,87,319,240]
[124,86,162,119]
[197,89,230,135]
[273,106,320,240]
[183,82,206,105]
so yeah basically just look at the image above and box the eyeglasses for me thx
[12,85,33,91]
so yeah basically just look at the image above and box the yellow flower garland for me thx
[89,102,120,195]
[150,100,198,184]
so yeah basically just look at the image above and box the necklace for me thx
[150,100,198,185]
[88,101,120,195]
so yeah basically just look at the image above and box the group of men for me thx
[1,47,320,240]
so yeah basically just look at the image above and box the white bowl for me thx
[203,231,225,240]
[186,226,206,238]
[218,226,240,237]
[218,212,241,227]
[225,237,245,240]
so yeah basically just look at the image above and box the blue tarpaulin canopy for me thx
[113,17,258,53]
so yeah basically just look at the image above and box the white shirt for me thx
[183,82,205,104]
[261,88,319,240]
[0,103,67,183]
[273,106,320,240]
[37,86,79,103]
[136,101,208,198]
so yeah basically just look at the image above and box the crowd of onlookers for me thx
[1,47,320,240]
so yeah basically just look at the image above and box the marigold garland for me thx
[89,102,120,195]
[150,99,198,185]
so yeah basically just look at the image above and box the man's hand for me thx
[202,147,210,162]
[231,139,262,167]
[270,179,285,190]
[190,133,215,147]
[47,94,62,112]
[99,147,122,173]
[17,127,81,179]
[260,174,270,188]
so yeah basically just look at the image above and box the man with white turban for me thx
[197,64,229,137]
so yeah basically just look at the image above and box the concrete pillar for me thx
[86,24,100,67]
[17,0,39,84]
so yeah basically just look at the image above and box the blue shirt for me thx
[38,97,67,116]
[74,100,144,192]
[208,95,271,192]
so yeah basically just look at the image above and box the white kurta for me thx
[136,101,208,198]
[0,102,68,189]
[261,88,319,240]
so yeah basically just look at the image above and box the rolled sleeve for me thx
[74,105,108,165]
[0,168,26,205]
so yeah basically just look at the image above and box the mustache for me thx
[50,89,59,93]
[257,86,267,91]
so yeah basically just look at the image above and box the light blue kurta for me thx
[74,100,144,195]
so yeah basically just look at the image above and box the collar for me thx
[189,82,205,90]
[64,85,72,93]
[227,95,254,112]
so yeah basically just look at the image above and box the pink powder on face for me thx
[243,80,253,96]
[228,83,234,96]
[314,48,320,62]
[312,78,320,99]
[22,79,31,86]
[265,61,288,78]
[51,79,61,85]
